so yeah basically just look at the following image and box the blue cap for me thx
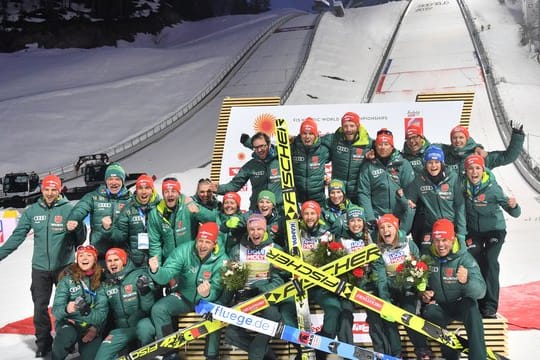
[424,145,445,163]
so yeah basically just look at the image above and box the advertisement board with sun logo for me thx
[214,100,465,211]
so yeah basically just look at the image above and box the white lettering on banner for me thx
[211,305,278,336]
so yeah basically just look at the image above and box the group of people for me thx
[0,110,524,360]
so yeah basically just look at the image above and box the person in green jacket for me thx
[138,222,226,360]
[217,191,245,255]
[321,111,373,200]
[298,201,341,360]
[463,155,521,319]
[95,248,155,360]
[401,123,432,252]
[242,190,285,248]
[67,163,132,263]
[321,179,356,235]
[224,214,285,360]
[357,128,415,235]
[292,117,331,205]
[51,245,109,360]
[109,174,161,268]
[375,214,431,359]
[405,145,466,254]
[401,123,432,175]
[441,123,525,174]
[148,177,216,265]
[421,219,487,360]
[334,206,388,355]
[0,174,86,358]
[213,132,282,210]
[193,178,222,216]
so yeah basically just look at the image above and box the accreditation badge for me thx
[138,233,149,249]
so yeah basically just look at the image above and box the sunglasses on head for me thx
[198,178,211,184]
[76,244,97,252]
[377,129,393,136]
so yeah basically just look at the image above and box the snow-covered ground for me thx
[0,0,539,358]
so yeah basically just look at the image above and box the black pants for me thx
[467,230,506,313]
[31,267,62,351]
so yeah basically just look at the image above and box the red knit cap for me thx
[375,128,394,147]
[162,178,181,193]
[42,174,62,190]
[341,112,360,127]
[465,154,485,170]
[105,248,128,266]
[300,117,318,135]
[136,174,154,189]
[377,213,399,230]
[450,125,470,140]
[405,123,423,138]
[223,192,241,207]
[301,200,321,218]
[432,219,455,240]
[76,244,98,262]
[197,222,219,243]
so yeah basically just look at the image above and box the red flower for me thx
[328,241,344,251]
[352,267,364,278]
[395,263,405,272]
[416,261,428,271]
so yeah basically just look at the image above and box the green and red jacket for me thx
[426,239,486,304]
[291,135,331,205]
[150,241,227,305]
[0,195,86,271]
[109,190,161,267]
[102,261,155,329]
[67,184,132,257]
[322,126,373,200]
[148,194,216,264]
[464,169,521,233]
[217,145,282,210]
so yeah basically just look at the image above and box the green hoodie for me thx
[0,195,86,271]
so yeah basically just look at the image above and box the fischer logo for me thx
[353,290,384,311]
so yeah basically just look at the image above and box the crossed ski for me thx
[267,247,510,360]
[116,244,380,359]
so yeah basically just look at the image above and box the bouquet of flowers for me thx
[221,260,249,292]
[394,255,431,291]
[306,241,347,267]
